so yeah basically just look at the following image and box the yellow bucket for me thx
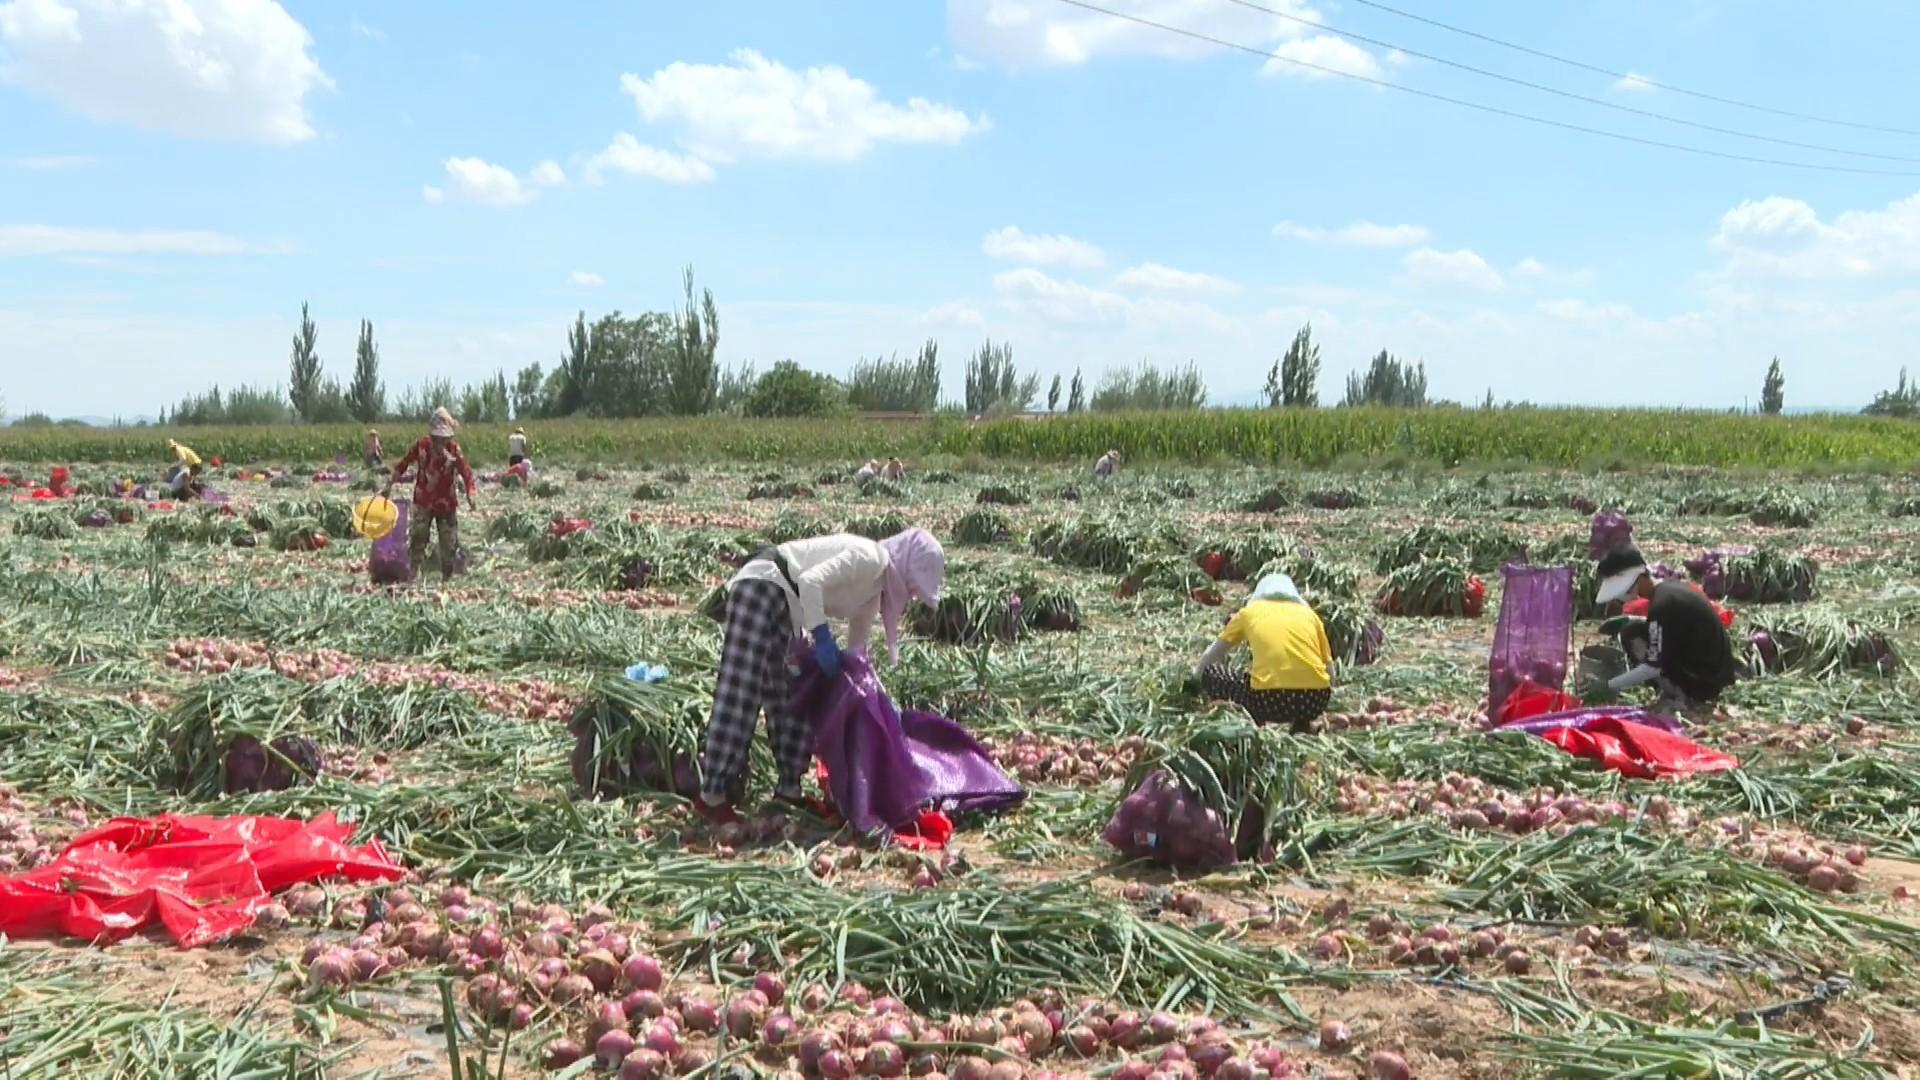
[351,495,400,540]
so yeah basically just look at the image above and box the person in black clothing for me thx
[1593,546,1737,711]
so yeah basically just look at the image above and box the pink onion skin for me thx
[542,1039,584,1069]
[618,1048,667,1080]
[642,1022,680,1058]
[1370,1051,1413,1080]
[623,990,665,1020]
[681,996,719,1034]
[754,971,787,1005]
[1215,1059,1257,1080]
[623,954,664,992]
[1318,1020,1352,1052]
[818,1049,854,1079]
[552,974,594,1005]
[799,1031,843,1073]
[866,1042,908,1078]
[594,1029,636,1069]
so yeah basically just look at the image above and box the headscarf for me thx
[878,528,945,663]
[429,407,458,438]
[1249,573,1304,606]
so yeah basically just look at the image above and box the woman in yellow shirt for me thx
[1192,573,1333,731]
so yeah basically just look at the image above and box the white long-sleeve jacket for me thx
[728,533,889,645]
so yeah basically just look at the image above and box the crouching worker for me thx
[1192,574,1333,732]
[1592,546,1735,713]
[164,439,205,500]
[698,528,945,824]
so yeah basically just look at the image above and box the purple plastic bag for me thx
[1497,706,1680,736]
[1100,769,1235,870]
[1488,564,1574,716]
[369,498,414,585]
[789,651,1023,835]
[1588,511,1633,560]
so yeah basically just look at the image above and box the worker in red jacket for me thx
[383,407,476,582]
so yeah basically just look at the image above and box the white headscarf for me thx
[1249,573,1304,606]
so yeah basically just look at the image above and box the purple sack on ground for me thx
[1488,564,1574,716]
[1497,706,1680,736]
[1101,768,1235,870]
[369,497,415,585]
[1588,511,1633,560]
[789,650,1023,835]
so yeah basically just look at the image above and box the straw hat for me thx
[513,426,526,435]
[429,407,457,438]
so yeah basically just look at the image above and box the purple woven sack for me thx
[790,651,1024,835]
[1488,564,1573,716]
[369,497,414,585]
[1101,769,1235,870]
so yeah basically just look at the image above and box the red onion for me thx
[525,931,563,959]
[800,1030,843,1072]
[301,939,329,966]
[1159,1043,1190,1064]
[534,957,569,981]
[754,971,787,1005]
[819,1049,854,1079]
[618,1048,667,1080]
[308,949,354,988]
[255,903,291,930]
[553,974,594,1004]
[1111,1063,1151,1080]
[543,1038,584,1069]
[1807,864,1841,892]
[725,994,765,1038]
[1215,1059,1256,1080]
[1370,1050,1412,1080]
[471,926,504,959]
[1504,948,1532,975]
[1063,1025,1102,1056]
[287,886,326,918]
[437,885,471,909]
[444,905,473,925]
[985,1063,1025,1080]
[351,949,388,982]
[840,982,873,1007]
[593,1029,635,1069]
[1012,1009,1051,1054]
[508,1002,534,1030]
[800,983,833,1012]
[579,949,621,993]
[1109,1011,1144,1048]
[596,1000,631,1033]
[871,994,905,1015]
[1146,1011,1181,1045]
[1845,845,1868,867]
[640,1020,679,1057]
[1318,1020,1352,1052]
[674,1047,713,1073]
[951,1057,993,1080]
[909,1052,945,1077]
[623,953,664,991]
[874,1019,914,1045]
[602,932,630,961]
[867,1042,908,1077]
[623,989,664,1019]
[681,995,719,1033]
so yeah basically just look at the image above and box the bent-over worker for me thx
[383,407,476,583]
[699,528,946,823]
[1193,573,1334,731]
[508,426,529,466]
[1592,546,1736,712]
[164,439,204,499]
[364,429,384,470]
[1093,448,1121,478]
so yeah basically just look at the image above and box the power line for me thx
[1337,0,1920,138]
[1213,0,1920,164]
[1046,0,1920,177]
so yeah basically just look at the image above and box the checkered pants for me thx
[409,509,459,580]
[702,579,811,802]
[1201,666,1331,732]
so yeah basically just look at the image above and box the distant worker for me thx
[508,426,530,467]
[164,439,204,500]
[882,457,907,483]
[697,528,946,824]
[1191,574,1334,732]
[1093,448,1121,478]
[1590,546,1736,713]
[364,429,384,470]
[384,407,477,583]
[853,459,880,483]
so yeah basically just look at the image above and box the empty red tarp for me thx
[1540,716,1739,780]
[0,812,404,948]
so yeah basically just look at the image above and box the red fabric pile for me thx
[1541,716,1739,779]
[1496,679,1583,725]
[0,812,404,948]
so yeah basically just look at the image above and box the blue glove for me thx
[811,624,842,678]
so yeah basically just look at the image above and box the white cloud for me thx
[349,16,382,40]
[1402,247,1505,291]
[1514,257,1548,278]
[992,268,1129,322]
[1115,261,1240,294]
[0,224,265,256]
[568,271,604,287]
[981,226,1105,269]
[1713,192,1920,280]
[529,160,566,187]
[619,48,989,164]
[1612,71,1656,94]
[1273,220,1429,248]
[582,134,715,185]
[1536,298,1634,324]
[951,0,1330,68]
[9,153,93,170]
[920,301,985,326]
[422,157,539,206]
[1261,34,1382,81]
[0,0,332,144]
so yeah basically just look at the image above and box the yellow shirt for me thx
[171,443,202,468]
[1220,600,1332,691]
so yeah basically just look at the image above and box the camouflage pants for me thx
[409,509,459,580]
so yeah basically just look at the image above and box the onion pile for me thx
[979,733,1143,787]
[161,637,578,721]
[0,787,58,874]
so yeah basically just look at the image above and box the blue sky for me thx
[5,0,1920,418]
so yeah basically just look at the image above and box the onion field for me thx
[3,455,1919,1079]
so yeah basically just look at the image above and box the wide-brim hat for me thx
[1594,546,1649,605]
